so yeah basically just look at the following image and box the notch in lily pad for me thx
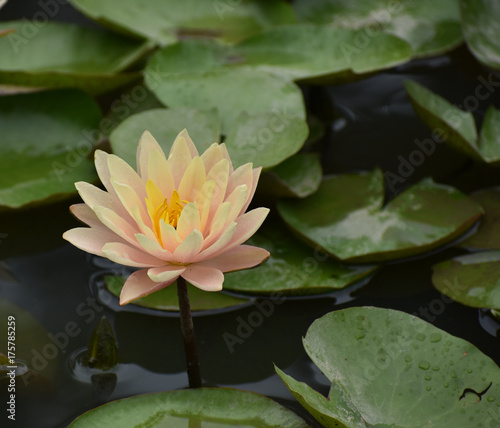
[276,307,500,428]
[277,168,483,263]
[406,80,500,165]
[83,316,118,371]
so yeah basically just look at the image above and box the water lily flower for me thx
[63,130,270,305]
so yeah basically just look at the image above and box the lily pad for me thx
[276,306,500,428]
[224,222,377,295]
[258,153,323,198]
[145,51,306,132]
[405,80,482,161]
[293,0,463,58]
[0,21,151,94]
[458,188,500,250]
[109,107,221,168]
[105,276,251,311]
[461,0,500,70]
[277,169,483,263]
[0,89,101,209]
[432,251,500,310]
[69,387,311,427]
[68,0,296,46]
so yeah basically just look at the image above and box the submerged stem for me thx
[176,276,202,388]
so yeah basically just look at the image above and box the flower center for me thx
[152,190,184,236]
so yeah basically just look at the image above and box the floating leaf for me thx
[0,21,151,94]
[405,80,481,160]
[0,89,101,209]
[258,153,322,198]
[224,111,309,169]
[459,188,500,250]
[479,105,500,163]
[84,316,118,370]
[293,0,462,58]
[145,51,306,132]
[461,0,500,70]
[223,222,377,295]
[109,108,221,168]
[277,307,500,428]
[277,169,483,263]
[68,0,296,46]
[69,388,310,427]
[106,276,251,311]
[432,251,500,310]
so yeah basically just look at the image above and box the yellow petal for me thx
[172,229,204,264]
[135,233,173,261]
[167,131,195,187]
[176,202,201,241]
[203,201,231,248]
[206,158,229,227]
[201,143,225,174]
[159,219,182,253]
[196,180,216,235]
[102,242,165,267]
[136,130,165,179]
[148,150,174,197]
[178,156,206,202]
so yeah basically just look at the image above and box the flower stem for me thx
[176,276,202,388]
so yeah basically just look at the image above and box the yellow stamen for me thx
[147,190,187,243]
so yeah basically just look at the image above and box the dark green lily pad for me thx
[258,153,322,198]
[0,89,101,209]
[106,276,251,311]
[432,251,500,310]
[293,0,462,58]
[68,0,296,46]
[0,21,151,94]
[461,0,500,70]
[0,297,58,383]
[69,388,310,427]
[109,107,221,168]
[277,169,483,263]
[145,50,306,132]
[459,188,500,250]
[276,307,500,428]
[223,222,378,295]
[224,112,309,169]
[405,80,482,161]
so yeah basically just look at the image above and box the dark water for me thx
[1,3,500,428]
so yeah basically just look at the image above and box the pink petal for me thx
[130,205,157,241]
[172,229,204,264]
[110,178,150,227]
[63,227,126,257]
[119,268,177,305]
[172,129,199,158]
[148,265,186,283]
[223,184,249,228]
[203,202,231,248]
[75,181,115,211]
[136,130,166,179]
[241,167,262,214]
[69,204,102,228]
[93,205,139,245]
[107,153,146,201]
[167,130,196,187]
[178,156,206,202]
[181,265,224,291]
[201,143,225,174]
[159,220,181,253]
[210,207,269,258]
[199,245,270,272]
[176,202,202,241]
[195,222,236,261]
[197,180,216,235]
[102,242,166,268]
[206,158,229,226]
[135,233,173,261]
[219,143,234,173]
[227,163,253,198]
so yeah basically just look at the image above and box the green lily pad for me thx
[224,112,309,169]
[0,89,101,209]
[69,388,310,427]
[0,21,151,95]
[276,306,500,428]
[277,169,483,263]
[258,153,323,198]
[458,188,500,250]
[461,0,500,70]
[68,0,296,46]
[109,107,221,168]
[293,0,462,58]
[405,80,481,161]
[223,222,378,295]
[145,50,306,132]
[106,276,251,311]
[432,251,500,310]
[406,81,500,165]
[0,297,58,383]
